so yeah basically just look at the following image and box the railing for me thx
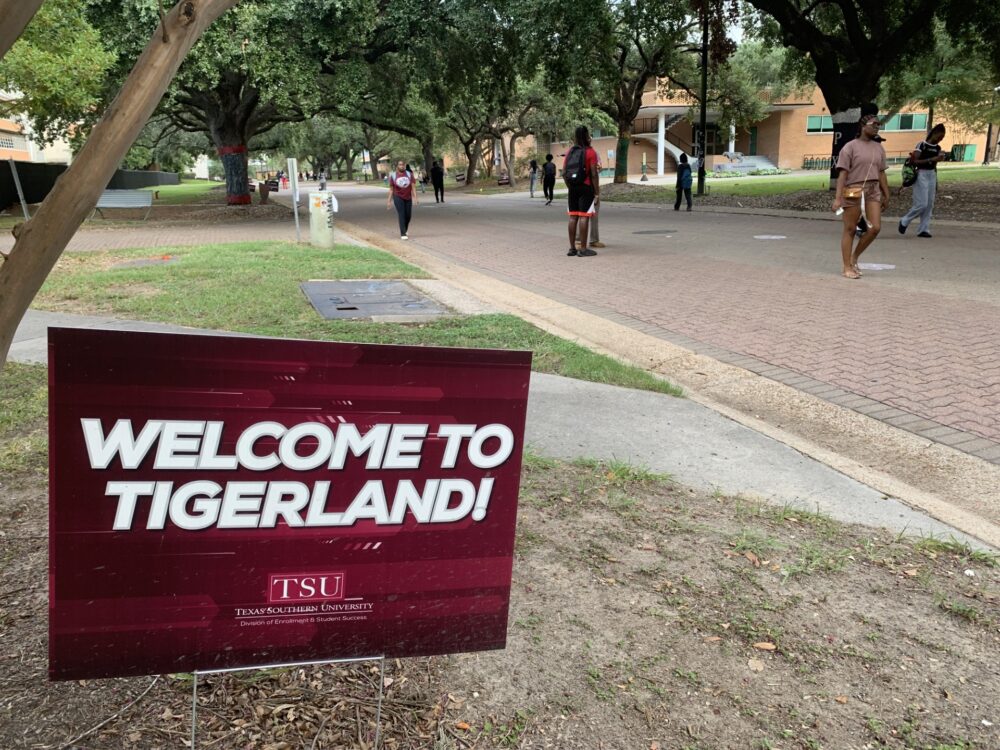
[802,151,911,170]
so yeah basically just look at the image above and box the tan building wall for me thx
[480,86,993,179]
[0,118,31,161]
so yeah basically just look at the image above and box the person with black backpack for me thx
[563,126,600,257]
[542,153,557,204]
[898,124,947,238]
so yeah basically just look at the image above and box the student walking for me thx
[899,124,946,238]
[387,160,418,239]
[430,160,445,203]
[542,153,557,204]
[831,114,889,279]
[564,126,600,257]
[529,159,539,197]
[674,153,693,211]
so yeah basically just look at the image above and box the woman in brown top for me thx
[832,115,890,279]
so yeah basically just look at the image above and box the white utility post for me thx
[657,112,665,175]
[728,124,736,155]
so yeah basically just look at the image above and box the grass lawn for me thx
[140,178,223,204]
[35,241,681,396]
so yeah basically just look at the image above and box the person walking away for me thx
[564,126,600,257]
[430,160,445,203]
[831,114,889,279]
[529,159,539,198]
[387,160,418,239]
[674,153,693,211]
[542,153,557,204]
[899,124,946,238]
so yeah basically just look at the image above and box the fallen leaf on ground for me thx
[745,551,761,567]
[904,568,919,577]
[748,659,765,672]
[753,642,777,651]
[455,721,471,730]
[835,695,848,704]
[704,636,722,643]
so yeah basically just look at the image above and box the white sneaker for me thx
[401,235,408,240]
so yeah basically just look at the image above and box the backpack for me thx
[563,146,588,187]
[900,158,917,188]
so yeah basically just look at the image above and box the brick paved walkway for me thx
[337,188,1000,463]
[9,195,999,464]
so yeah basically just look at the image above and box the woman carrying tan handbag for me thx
[831,114,890,279]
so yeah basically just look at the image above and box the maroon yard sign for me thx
[48,328,531,680]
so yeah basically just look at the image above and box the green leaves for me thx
[0,0,114,145]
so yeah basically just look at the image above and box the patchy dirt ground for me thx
[2,363,999,749]
[602,178,1000,224]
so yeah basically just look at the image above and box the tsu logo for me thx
[268,571,345,603]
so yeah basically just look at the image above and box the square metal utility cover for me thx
[301,280,449,321]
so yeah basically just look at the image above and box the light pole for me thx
[984,85,1000,166]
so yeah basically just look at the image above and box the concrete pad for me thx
[525,372,987,547]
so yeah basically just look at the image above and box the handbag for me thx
[844,186,863,199]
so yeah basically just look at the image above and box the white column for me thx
[728,124,736,155]
[657,112,665,175]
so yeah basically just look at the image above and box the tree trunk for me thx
[345,150,355,181]
[509,134,521,188]
[216,143,250,204]
[614,129,631,184]
[334,158,344,180]
[464,141,478,184]
[0,0,240,371]
[498,136,514,187]
[421,139,434,178]
[0,0,44,59]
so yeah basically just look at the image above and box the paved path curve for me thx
[331,185,1000,465]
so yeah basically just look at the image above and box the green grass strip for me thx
[36,241,681,396]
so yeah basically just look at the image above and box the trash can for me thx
[309,191,338,249]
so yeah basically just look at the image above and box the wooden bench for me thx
[92,189,154,220]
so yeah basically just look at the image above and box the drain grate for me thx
[301,280,449,321]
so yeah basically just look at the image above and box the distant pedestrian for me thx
[564,126,600,257]
[899,124,946,239]
[430,160,445,203]
[542,153,556,204]
[387,160,418,239]
[319,170,327,191]
[529,159,539,198]
[674,153,693,211]
[832,114,889,279]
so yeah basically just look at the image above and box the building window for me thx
[592,129,603,138]
[882,114,927,131]
[0,133,27,150]
[807,115,834,133]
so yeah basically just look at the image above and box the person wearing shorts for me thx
[831,114,889,279]
[564,126,600,257]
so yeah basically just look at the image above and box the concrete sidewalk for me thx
[9,308,987,549]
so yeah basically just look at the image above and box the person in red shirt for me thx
[564,126,600,257]
[386,160,418,239]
